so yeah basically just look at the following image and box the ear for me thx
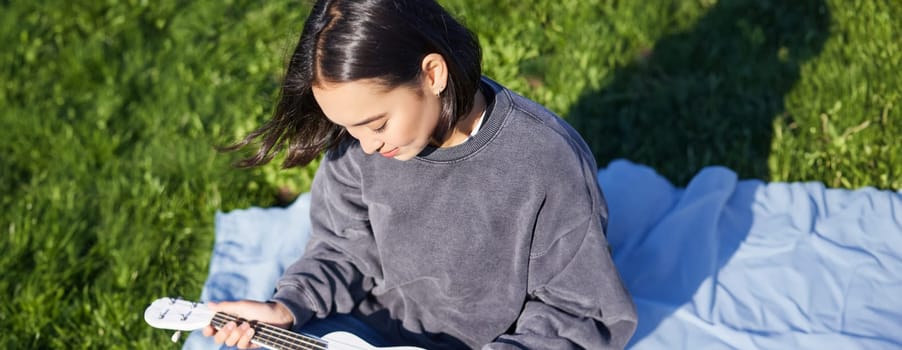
[420,53,449,96]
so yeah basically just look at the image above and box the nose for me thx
[359,137,384,155]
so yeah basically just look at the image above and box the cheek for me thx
[388,119,420,146]
[394,103,435,142]
[415,97,442,135]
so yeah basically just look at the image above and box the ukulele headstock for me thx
[144,297,216,331]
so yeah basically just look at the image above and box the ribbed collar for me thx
[416,76,508,163]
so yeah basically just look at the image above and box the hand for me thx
[202,300,295,349]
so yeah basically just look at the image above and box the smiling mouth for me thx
[379,148,400,157]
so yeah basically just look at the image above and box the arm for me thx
[487,135,637,349]
[270,147,379,328]
[486,218,637,349]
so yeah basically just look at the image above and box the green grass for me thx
[0,0,899,348]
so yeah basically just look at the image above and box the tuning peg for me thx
[171,331,182,343]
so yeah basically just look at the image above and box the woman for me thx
[206,0,637,348]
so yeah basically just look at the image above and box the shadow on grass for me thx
[569,0,830,185]
[565,0,830,345]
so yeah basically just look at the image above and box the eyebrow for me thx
[350,113,386,127]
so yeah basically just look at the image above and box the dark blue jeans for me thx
[300,314,390,347]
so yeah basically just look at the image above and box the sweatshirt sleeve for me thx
[485,135,638,349]
[270,147,378,328]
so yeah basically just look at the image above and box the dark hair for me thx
[225,0,482,168]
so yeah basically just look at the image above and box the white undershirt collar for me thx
[469,108,487,138]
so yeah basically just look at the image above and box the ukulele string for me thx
[212,312,387,350]
[213,313,327,350]
[213,313,324,350]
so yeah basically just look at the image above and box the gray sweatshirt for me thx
[272,77,637,349]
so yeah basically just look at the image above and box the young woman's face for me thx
[312,78,441,161]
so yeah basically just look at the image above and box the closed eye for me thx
[372,122,387,133]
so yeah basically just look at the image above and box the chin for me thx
[393,145,427,161]
[393,152,416,161]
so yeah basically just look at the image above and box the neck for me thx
[437,89,487,148]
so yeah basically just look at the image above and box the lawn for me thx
[1,0,899,348]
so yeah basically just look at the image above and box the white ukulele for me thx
[144,297,424,350]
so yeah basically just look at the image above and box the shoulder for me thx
[490,84,610,247]
[490,78,605,204]
[487,79,597,173]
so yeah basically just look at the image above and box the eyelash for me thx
[373,123,387,133]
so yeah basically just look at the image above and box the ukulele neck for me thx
[210,312,327,350]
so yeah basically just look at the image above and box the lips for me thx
[380,147,400,158]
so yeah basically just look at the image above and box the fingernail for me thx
[245,328,255,336]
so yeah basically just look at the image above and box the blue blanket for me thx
[184,159,902,349]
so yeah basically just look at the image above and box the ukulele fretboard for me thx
[211,313,328,350]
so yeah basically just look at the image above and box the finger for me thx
[202,325,216,337]
[237,323,256,349]
[214,321,236,344]
[224,322,245,347]
[210,300,272,324]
